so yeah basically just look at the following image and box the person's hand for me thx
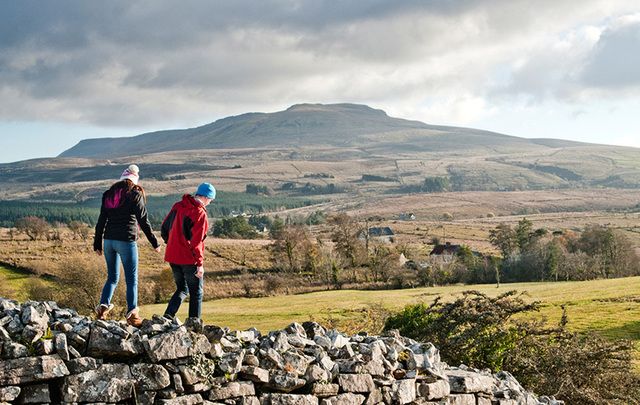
[195,266,204,279]
[95,250,102,256]
[154,245,162,253]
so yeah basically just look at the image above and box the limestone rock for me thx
[417,379,451,400]
[320,393,365,405]
[157,393,204,404]
[0,387,20,402]
[131,363,172,391]
[209,381,256,401]
[61,363,133,403]
[0,354,69,385]
[16,384,49,404]
[337,374,375,393]
[447,369,494,394]
[262,393,319,405]
[86,324,143,358]
[144,328,211,362]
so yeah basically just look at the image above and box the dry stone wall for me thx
[0,298,564,405]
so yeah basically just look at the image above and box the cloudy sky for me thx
[1,0,639,163]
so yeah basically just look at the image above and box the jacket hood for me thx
[178,194,206,212]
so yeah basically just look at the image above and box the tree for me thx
[271,225,317,274]
[68,220,91,240]
[15,216,50,240]
[269,217,285,239]
[515,217,533,251]
[489,223,517,258]
[212,216,259,239]
[329,213,366,280]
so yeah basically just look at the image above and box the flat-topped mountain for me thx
[59,103,581,158]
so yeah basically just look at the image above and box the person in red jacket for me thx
[160,183,215,320]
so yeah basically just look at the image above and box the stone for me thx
[446,370,494,394]
[361,361,385,377]
[17,384,49,404]
[203,325,226,342]
[0,354,69,385]
[21,324,44,344]
[0,387,20,402]
[237,396,261,405]
[131,363,172,391]
[310,383,339,397]
[209,381,255,400]
[0,325,10,341]
[144,328,211,362]
[20,303,49,329]
[3,341,28,359]
[219,351,245,374]
[240,366,270,383]
[364,389,383,405]
[184,381,214,393]
[417,380,451,400]
[262,393,319,405]
[337,374,375,393]
[446,394,476,405]
[66,356,99,373]
[173,373,185,394]
[68,344,82,359]
[34,338,55,355]
[392,379,416,404]
[320,393,365,405]
[157,393,204,404]
[304,364,330,384]
[86,324,143,358]
[302,321,326,339]
[55,332,70,361]
[269,371,307,392]
[282,351,311,375]
[138,390,158,404]
[61,363,133,403]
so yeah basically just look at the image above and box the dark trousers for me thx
[164,263,203,319]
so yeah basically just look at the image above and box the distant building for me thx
[361,226,395,243]
[430,242,462,256]
[398,213,416,220]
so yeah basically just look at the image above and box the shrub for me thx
[15,216,50,240]
[384,291,640,404]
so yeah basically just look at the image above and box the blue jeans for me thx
[165,263,203,319]
[100,239,139,312]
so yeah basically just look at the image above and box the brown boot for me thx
[95,304,114,320]
[126,308,143,328]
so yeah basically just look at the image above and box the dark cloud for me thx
[580,21,640,88]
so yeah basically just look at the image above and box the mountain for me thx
[59,103,582,158]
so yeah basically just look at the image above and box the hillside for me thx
[59,103,579,158]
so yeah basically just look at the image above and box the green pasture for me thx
[141,277,640,343]
[0,264,32,301]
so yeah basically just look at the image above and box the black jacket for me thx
[93,189,159,251]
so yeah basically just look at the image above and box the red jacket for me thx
[161,194,209,266]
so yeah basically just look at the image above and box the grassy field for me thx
[141,277,640,342]
[0,263,33,301]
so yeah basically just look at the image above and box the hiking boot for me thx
[95,304,114,320]
[126,308,143,328]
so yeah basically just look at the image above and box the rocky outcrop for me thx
[0,298,563,404]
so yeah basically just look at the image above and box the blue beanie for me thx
[195,183,216,199]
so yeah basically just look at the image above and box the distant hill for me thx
[59,103,583,158]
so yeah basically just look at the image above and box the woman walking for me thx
[93,165,161,326]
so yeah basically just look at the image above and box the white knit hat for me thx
[120,164,140,185]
